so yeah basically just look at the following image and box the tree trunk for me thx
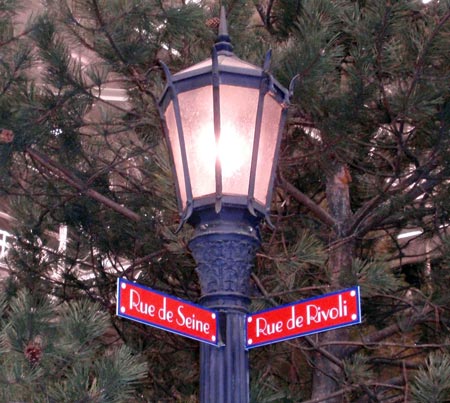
[311,163,354,402]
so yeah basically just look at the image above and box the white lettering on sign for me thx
[177,306,210,334]
[118,279,218,345]
[286,305,304,330]
[306,295,348,325]
[126,287,210,334]
[254,297,350,338]
[158,297,174,322]
[256,317,283,337]
[129,289,156,317]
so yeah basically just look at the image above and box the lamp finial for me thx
[218,6,228,37]
[214,6,233,54]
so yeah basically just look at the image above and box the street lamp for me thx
[159,8,289,403]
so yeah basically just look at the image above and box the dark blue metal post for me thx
[158,8,289,401]
[189,207,261,403]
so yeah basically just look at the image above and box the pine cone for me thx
[0,128,14,143]
[24,341,43,365]
[206,17,220,29]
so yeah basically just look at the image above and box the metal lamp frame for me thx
[158,18,289,229]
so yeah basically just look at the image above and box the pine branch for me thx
[387,245,441,269]
[351,124,445,236]
[374,3,395,124]
[279,174,336,228]
[304,335,344,369]
[26,147,142,222]
[253,0,276,33]
[91,0,127,66]
[0,26,34,47]
[300,386,350,403]
[355,176,441,236]
[302,376,406,403]
[403,10,450,107]
[89,0,161,106]
[341,304,434,359]
[318,341,450,351]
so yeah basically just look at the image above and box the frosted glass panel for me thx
[165,103,187,209]
[177,87,215,199]
[169,83,280,207]
[177,85,259,199]
[220,85,258,195]
[254,95,283,205]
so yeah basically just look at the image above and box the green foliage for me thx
[411,352,450,403]
[1,0,450,401]
[343,353,373,385]
[352,257,405,297]
[290,229,327,268]
[59,299,110,348]
[0,289,147,402]
[81,345,147,402]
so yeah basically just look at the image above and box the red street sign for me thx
[246,287,361,349]
[116,278,219,346]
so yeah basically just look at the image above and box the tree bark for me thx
[310,162,354,402]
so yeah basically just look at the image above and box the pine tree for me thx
[0,0,449,401]
[0,288,147,401]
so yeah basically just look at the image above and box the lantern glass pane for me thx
[220,85,258,195]
[254,94,283,205]
[178,87,215,199]
[177,84,259,199]
[165,103,187,209]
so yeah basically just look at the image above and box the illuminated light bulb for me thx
[193,125,251,179]
[217,123,251,178]
[189,122,252,198]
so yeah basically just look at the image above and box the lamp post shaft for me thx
[198,313,249,402]
[159,9,288,402]
[189,208,260,403]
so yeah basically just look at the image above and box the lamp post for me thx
[159,8,289,402]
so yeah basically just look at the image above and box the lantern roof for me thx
[170,7,263,83]
[162,7,289,106]
[171,7,262,80]
[173,54,263,81]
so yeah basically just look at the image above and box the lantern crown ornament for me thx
[159,7,289,230]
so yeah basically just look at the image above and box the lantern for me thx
[159,9,289,228]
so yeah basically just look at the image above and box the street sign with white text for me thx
[117,278,219,346]
[246,287,361,349]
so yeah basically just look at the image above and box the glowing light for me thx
[196,123,251,178]
[218,124,251,177]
